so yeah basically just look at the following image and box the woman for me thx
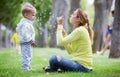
[99,10,114,55]
[43,8,94,72]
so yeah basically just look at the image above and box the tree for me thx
[0,0,22,28]
[0,22,2,48]
[93,0,113,53]
[47,0,70,47]
[0,0,22,48]
[70,0,80,31]
[109,0,120,58]
[32,0,52,47]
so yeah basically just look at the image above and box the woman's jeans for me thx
[49,55,92,72]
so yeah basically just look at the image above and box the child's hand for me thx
[31,41,36,47]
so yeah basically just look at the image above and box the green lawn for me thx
[0,48,120,77]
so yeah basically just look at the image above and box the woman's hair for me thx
[76,8,94,44]
[21,2,36,16]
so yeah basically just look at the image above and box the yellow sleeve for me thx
[61,30,73,54]
[56,25,80,46]
[56,25,80,54]
[64,44,73,54]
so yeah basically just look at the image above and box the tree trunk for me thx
[109,0,120,58]
[43,24,48,47]
[49,0,70,47]
[5,29,11,48]
[34,20,45,47]
[93,0,113,53]
[0,23,2,48]
[70,0,80,31]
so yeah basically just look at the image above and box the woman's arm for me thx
[56,25,80,46]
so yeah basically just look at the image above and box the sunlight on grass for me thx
[0,48,120,77]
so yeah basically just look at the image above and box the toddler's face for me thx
[26,10,36,21]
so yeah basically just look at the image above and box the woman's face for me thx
[70,9,80,27]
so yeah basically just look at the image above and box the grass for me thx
[0,48,120,77]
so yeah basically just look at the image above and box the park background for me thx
[0,0,120,77]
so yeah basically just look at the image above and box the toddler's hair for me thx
[21,2,36,16]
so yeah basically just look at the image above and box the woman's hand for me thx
[62,28,66,36]
[62,29,66,35]
[57,16,64,25]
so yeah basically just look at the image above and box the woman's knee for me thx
[49,55,57,63]
[49,55,61,63]
[56,55,62,62]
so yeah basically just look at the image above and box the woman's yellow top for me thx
[56,25,93,69]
